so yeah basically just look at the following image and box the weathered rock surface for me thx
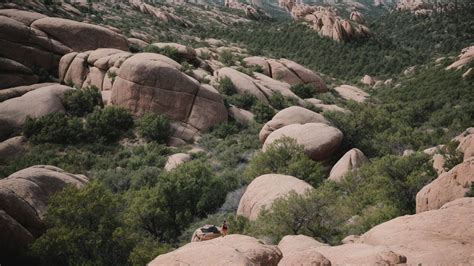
[447,46,474,70]
[243,56,327,93]
[164,153,192,171]
[0,82,56,102]
[259,106,329,142]
[228,105,255,124]
[0,136,28,163]
[149,234,282,265]
[305,98,350,113]
[278,2,370,42]
[237,174,313,220]
[130,1,191,27]
[416,158,473,213]
[359,197,474,265]
[314,243,406,265]
[329,148,368,182]
[334,85,369,103]
[0,9,128,88]
[0,84,72,141]
[278,235,327,255]
[60,50,228,142]
[454,127,474,161]
[263,123,343,161]
[0,165,88,261]
[224,0,270,20]
[191,224,222,242]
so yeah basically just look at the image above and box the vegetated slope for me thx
[201,5,474,80]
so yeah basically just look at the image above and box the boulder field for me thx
[0,9,129,89]
[0,165,89,261]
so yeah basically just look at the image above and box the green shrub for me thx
[269,92,295,110]
[86,106,134,143]
[466,183,474,197]
[30,182,133,265]
[440,140,464,171]
[227,93,257,110]
[217,77,236,96]
[251,101,275,123]
[137,113,172,144]
[64,86,103,117]
[144,45,182,62]
[210,122,240,139]
[219,50,235,66]
[125,160,227,242]
[180,61,194,74]
[290,84,315,99]
[245,137,326,186]
[23,113,84,144]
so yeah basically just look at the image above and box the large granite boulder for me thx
[243,56,327,92]
[334,85,369,103]
[0,136,28,163]
[148,234,282,265]
[0,84,72,141]
[237,174,313,220]
[313,243,406,265]
[0,9,128,88]
[59,50,228,142]
[359,197,474,265]
[164,153,192,171]
[259,106,330,143]
[416,158,473,213]
[0,165,88,261]
[263,123,343,161]
[328,148,368,182]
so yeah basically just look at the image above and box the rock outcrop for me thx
[334,85,369,103]
[191,224,222,242]
[447,46,474,73]
[454,127,474,161]
[243,56,328,93]
[164,153,192,171]
[329,148,368,182]
[416,158,473,213]
[0,136,28,163]
[130,1,191,27]
[359,197,474,265]
[224,0,270,20]
[263,123,343,161]
[259,106,329,142]
[278,234,405,265]
[0,165,89,261]
[148,234,282,265]
[237,174,313,220]
[59,50,228,142]
[0,84,72,141]
[0,9,128,89]
[278,2,370,42]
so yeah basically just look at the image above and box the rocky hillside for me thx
[0,0,473,265]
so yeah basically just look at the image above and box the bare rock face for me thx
[359,197,474,265]
[334,85,369,103]
[0,9,129,89]
[0,165,89,261]
[446,47,474,70]
[243,56,328,93]
[0,84,72,141]
[60,50,228,143]
[263,123,343,161]
[150,42,197,60]
[164,153,192,171]
[416,158,474,213]
[130,1,191,27]
[329,148,369,182]
[237,174,313,220]
[314,243,407,265]
[361,74,376,86]
[259,106,329,143]
[148,234,282,265]
[279,248,331,266]
[278,235,327,255]
[0,82,56,102]
[0,136,28,163]
[224,0,270,20]
[228,105,255,125]
[453,127,474,161]
[278,3,370,42]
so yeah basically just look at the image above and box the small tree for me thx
[137,113,172,144]
[251,101,275,123]
[85,106,134,143]
[64,86,103,117]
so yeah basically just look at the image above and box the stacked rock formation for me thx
[0,9,129,89]
[59,49,228,143]
[277,0,371,42]
[224,0,270,20]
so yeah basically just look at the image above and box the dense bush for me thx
[30,182,134,265]
[23,113,84,144]
[290,84,315,99]
[217,77,236,96]
[227,93,257,110]
[125,160,227,242]
[251,101,275,123]
[439,141,464,171]
[245,137,327,186]
[86,106,134,143]
[144,45,182,62]
[137,113,172,144]
[64,86,103,117]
